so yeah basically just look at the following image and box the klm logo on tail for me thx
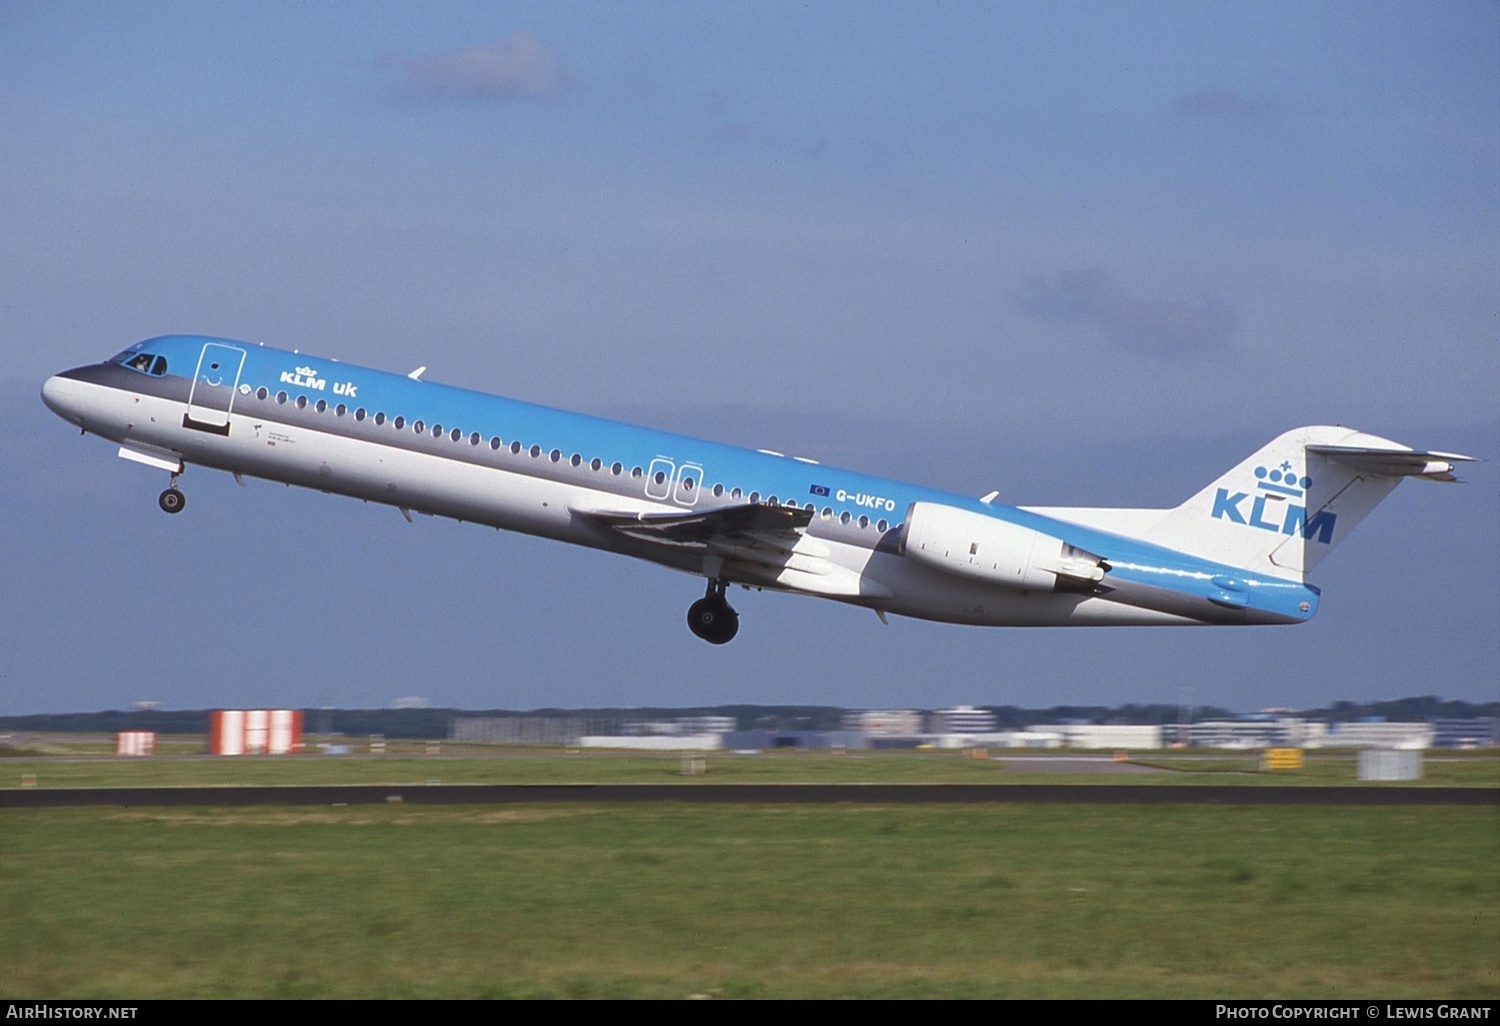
[1210,462,1336,543]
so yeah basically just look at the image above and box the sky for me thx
[1,2,1495,716]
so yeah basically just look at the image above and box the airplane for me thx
[42,334,1473,644]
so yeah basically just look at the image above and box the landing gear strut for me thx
[687,579,738,645]
[158,471,185,514]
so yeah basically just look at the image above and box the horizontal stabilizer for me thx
[1305,445,1475,482]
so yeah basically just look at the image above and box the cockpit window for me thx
[116,351,167,376]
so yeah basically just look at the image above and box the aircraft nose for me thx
[41,373,85,426]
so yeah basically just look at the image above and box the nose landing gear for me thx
[687,579,739,645]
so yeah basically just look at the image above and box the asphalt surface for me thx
[2,783,1495,807]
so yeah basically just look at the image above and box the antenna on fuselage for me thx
[407,366,426,381]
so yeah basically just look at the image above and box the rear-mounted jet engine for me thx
[900,502,1109,593]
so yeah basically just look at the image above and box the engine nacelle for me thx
[900,502,1108,592]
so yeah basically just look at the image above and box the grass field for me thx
[2,800,1497,998]
[3,745,1495,998]
[3,743,1499,789]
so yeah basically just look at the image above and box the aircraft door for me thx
[644,457,675,500]
[183,342,246,435]
[673,463,704,507]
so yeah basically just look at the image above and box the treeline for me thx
[0,705,851,740]
[1296,696,1500,723]
[1,697,1495,741]
[982,703,1238,729]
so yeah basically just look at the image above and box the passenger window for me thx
[570,454,581,467]
[590,458,602,471]
[335,404,346,417]
[611,463,623,476]
[549,449,561,463]
[731,488,742,500]
[490,437,501,450]
[840,511,851,524]
[393,416,405,430]
[511,441,522,455]
[877,519,888,532]
[355,408,366,421]
[296,396,307,409]
[414,420,424,433]
[276,391,288,404]
[858,515,869,529]
[256,387,268,400]
[530,445,542,458]
[749,492,760,504]
[373,412,384,425]
[432,424,443,438]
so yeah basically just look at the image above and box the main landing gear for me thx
[687,579,739,645]
[158,471,185,515]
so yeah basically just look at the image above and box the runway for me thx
[2,783,1495,807]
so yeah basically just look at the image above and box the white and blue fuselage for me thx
[42,335,1467,643]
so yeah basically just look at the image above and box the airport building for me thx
[1186,718,1308,750]
[927,705,998,735]
[1316,720,1434,750]
[1430,718,1500,749]
[841,709,925,736]
[446,711,1495,753]
[1176,717,1481,750]
[1029,723,1164,749]
[578,733,725,751]
[450,716,587,745]
[622,716,737,737]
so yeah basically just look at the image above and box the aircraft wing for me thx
[581,503,890,599]
[583,503,812,547]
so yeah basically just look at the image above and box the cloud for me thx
[1021,269,1236,358]
[402,32,567,101]
[696,90,828,160]
[1175,88,1282,119]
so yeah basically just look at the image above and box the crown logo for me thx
[1254,461,1310,498]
